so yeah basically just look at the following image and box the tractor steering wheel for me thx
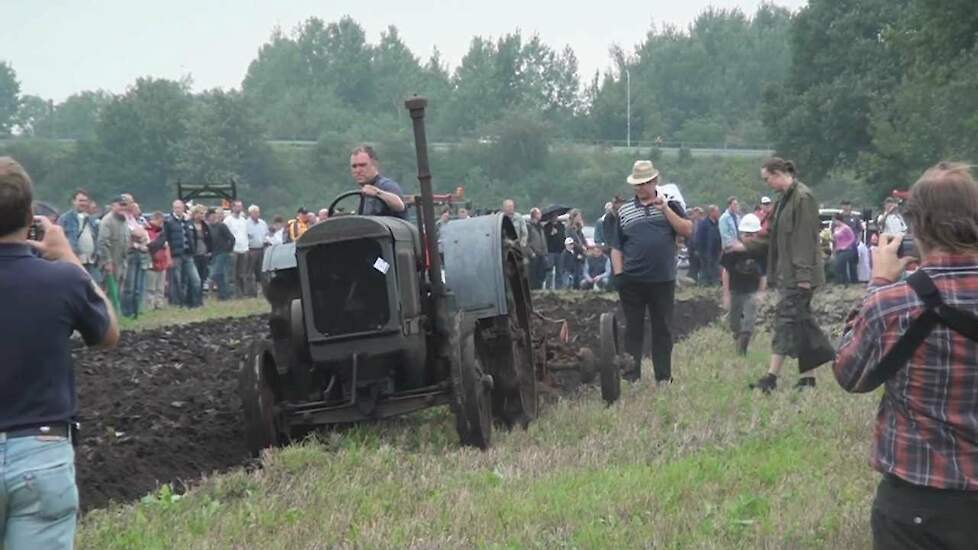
[327,190,365,218]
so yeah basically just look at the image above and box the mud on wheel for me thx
[599,312,622,405]
[450,314,494,449]
[239,339,286,457]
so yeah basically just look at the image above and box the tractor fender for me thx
[439,213,518,321]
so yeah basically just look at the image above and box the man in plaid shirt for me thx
[834,162,978,549]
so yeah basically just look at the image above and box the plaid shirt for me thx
[834,255,978,490]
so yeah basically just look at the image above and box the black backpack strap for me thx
[936,305,978,341]
[906,270,943,309]
[868,270,978,387]
[911,269,978,341]
[866,308,941,388]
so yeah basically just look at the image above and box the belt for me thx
[2,424,72,439]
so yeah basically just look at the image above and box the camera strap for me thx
[870,270,978,387]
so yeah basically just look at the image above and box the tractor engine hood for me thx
[298,215,422,256]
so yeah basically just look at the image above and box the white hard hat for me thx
[739,213,762,233]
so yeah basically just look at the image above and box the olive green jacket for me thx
[96,212,131,272]
[746,180,824,288]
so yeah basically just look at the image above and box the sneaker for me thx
[794,377,816,391]
[749,373,778,394]
[655,379,672,389]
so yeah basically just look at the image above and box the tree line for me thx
[0,1,974,215]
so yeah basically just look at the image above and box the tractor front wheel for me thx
[450,315,494,449]
[239,339,285,456]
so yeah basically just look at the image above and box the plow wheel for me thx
[239,339,286,457]
[450,315,494,449]
[496,242,538,429]
[599,312,622,405]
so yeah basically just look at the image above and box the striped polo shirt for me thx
[609,194,686,282]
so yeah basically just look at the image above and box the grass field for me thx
[77,318,882,549]
[118,298,269,331]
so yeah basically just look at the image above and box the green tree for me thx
[14,95,52,137]
[174,89,272,196]
[586,6,791,145]
[92,77,192,205]
[762,0,908,182]
[0,61,21,136]
[446,31,582,136]
[53,91,113,139]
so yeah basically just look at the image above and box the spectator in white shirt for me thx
[223,200,249,297]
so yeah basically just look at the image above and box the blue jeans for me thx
[210,252,233,300]
[169,255,202,308]
[0,433,77,549]
[834,249,856,284]
[121,253,146,318]
[698,256,720,286]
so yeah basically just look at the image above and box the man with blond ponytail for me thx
[730,157,834,392]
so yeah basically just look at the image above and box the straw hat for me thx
[626,160,660,185]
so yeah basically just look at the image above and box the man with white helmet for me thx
[720,213,767,355]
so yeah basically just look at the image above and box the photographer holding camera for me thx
[834,162,978,549]
[0,157,119,548]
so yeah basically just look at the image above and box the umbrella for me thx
[32,201,60,222]
[540,204,572,221]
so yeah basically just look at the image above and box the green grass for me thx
[117,298,269,331]
[77,322,880,549]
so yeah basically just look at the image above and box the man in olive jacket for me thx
[731,158,834,393]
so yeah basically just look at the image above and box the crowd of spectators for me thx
[437,186,901,299]
[49,190,298,318]
[51,177,905,321]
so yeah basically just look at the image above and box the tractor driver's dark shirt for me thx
[359,175,407,219]
[0,243,110,432]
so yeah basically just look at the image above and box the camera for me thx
[28,218,44,241]
[897,234,918,259]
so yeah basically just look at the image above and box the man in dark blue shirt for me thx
[609,161,692,384]
[694,206,722,285]
[349,145,407,219]
[0,157,119,548]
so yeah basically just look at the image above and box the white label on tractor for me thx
[373,257,390,274]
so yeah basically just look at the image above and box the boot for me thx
[736,332,752,356]
[749,373,778,394]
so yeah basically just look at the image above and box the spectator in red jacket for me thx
[143,211,171,310]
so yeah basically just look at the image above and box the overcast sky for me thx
[3,0,806,102]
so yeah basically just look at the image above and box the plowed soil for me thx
[74,292,721,511]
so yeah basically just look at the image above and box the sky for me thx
[3,0,806,102]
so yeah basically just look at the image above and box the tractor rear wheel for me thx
[498,242,538,428]
[239,339,285,456]
[599,312,622,405]
[451,315,493,449]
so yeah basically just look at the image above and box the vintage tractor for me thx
[239,98,540,455]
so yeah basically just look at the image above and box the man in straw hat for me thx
[608,160,692,385]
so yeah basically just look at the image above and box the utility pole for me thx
[625,68,631,149]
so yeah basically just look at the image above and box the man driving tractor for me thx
[349,144,407,219]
